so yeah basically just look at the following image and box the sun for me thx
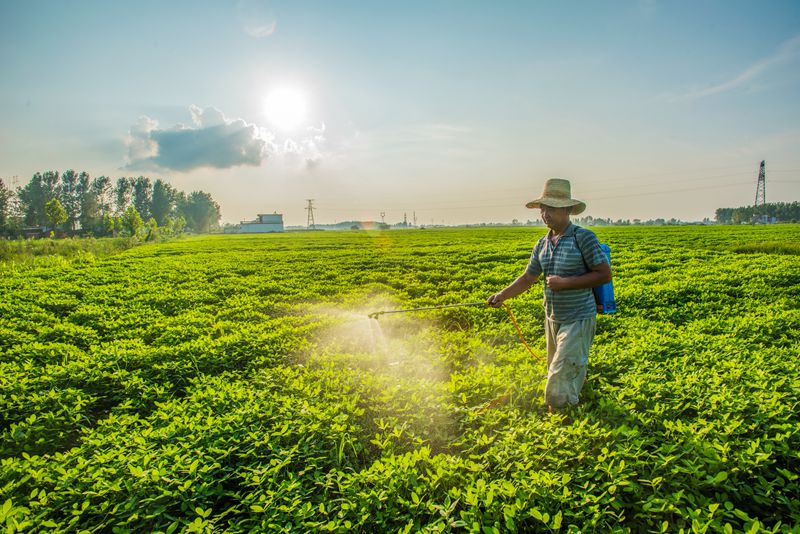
[264,86,308,131]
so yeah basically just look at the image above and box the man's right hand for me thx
[487,293,504,308]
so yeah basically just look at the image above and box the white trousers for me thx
[544,316,596,408]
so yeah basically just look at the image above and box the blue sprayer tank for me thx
[594,244,616,314]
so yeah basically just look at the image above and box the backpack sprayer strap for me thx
[572,225,591,274]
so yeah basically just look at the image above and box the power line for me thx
[307,162,799,216]
[312,180,763,214]
[586,182,754,201]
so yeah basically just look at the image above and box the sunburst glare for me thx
[264,86,308,131]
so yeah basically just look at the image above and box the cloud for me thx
[127,116,159,162]
[669,34,800,101]
[126,106,267,171]
[264,122,328,170]
[236,0,277,38]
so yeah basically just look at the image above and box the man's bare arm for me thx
[487,271,539,307]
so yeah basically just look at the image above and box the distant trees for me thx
[0,178,14,233]
[79,180,101,234]
[121,205,144,238]
[115,177,134,214]
[716,202,800,224]
[151,179,177,226]
[17,171,58,227]
[132,176,152,222]
[0,170,222,238]
[179,191,221,234]
[45,198,68,231]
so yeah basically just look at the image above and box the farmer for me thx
[487,178,611,413]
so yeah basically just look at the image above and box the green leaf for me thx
[1,499,12,522]
[551,510,562,530]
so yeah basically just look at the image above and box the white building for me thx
[237,213,284,233]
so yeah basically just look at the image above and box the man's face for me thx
[540,205,571,229]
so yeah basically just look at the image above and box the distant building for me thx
[235,213,284,233]
[21,226,49,238]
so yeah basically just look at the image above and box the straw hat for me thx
[526,178,586,215]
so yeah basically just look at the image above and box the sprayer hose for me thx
[472,304,547,415]
[502,303,545,363]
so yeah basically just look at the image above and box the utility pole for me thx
[305,199,316,230]
[754,160,766,224]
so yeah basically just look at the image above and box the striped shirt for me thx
[526,223,608,323]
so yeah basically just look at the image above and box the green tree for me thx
[92,176,113,217]
[75,172,102,233]
[45,198,68,232]
[115,177,134,214]
[179,191,221,233]
[133,176,152,221]
[121,204,144,238]
[163,215,186,236]
[79,189,101,234]
[145,217,159,241]
[715,208,733,224]
[18,171,59,226]
[0,178,13,235]
[59,170,82,232]
[151,179,176,226]
[101,213,117,237]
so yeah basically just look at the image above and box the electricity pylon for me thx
[754,161,766,224]
[305,199,316,230]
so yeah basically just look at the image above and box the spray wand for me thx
[367,301,543,363]
[367,301,485,320]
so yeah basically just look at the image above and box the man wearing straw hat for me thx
[487,178,612,413]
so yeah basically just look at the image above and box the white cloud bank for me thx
[126,106,329,172]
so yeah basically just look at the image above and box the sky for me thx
[1,0,799,226]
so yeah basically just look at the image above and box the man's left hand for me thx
[545,275,570,292]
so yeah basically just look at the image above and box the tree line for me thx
[0,171,221,238]
[715,202,800,224]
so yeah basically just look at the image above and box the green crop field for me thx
[1,225,799,533]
